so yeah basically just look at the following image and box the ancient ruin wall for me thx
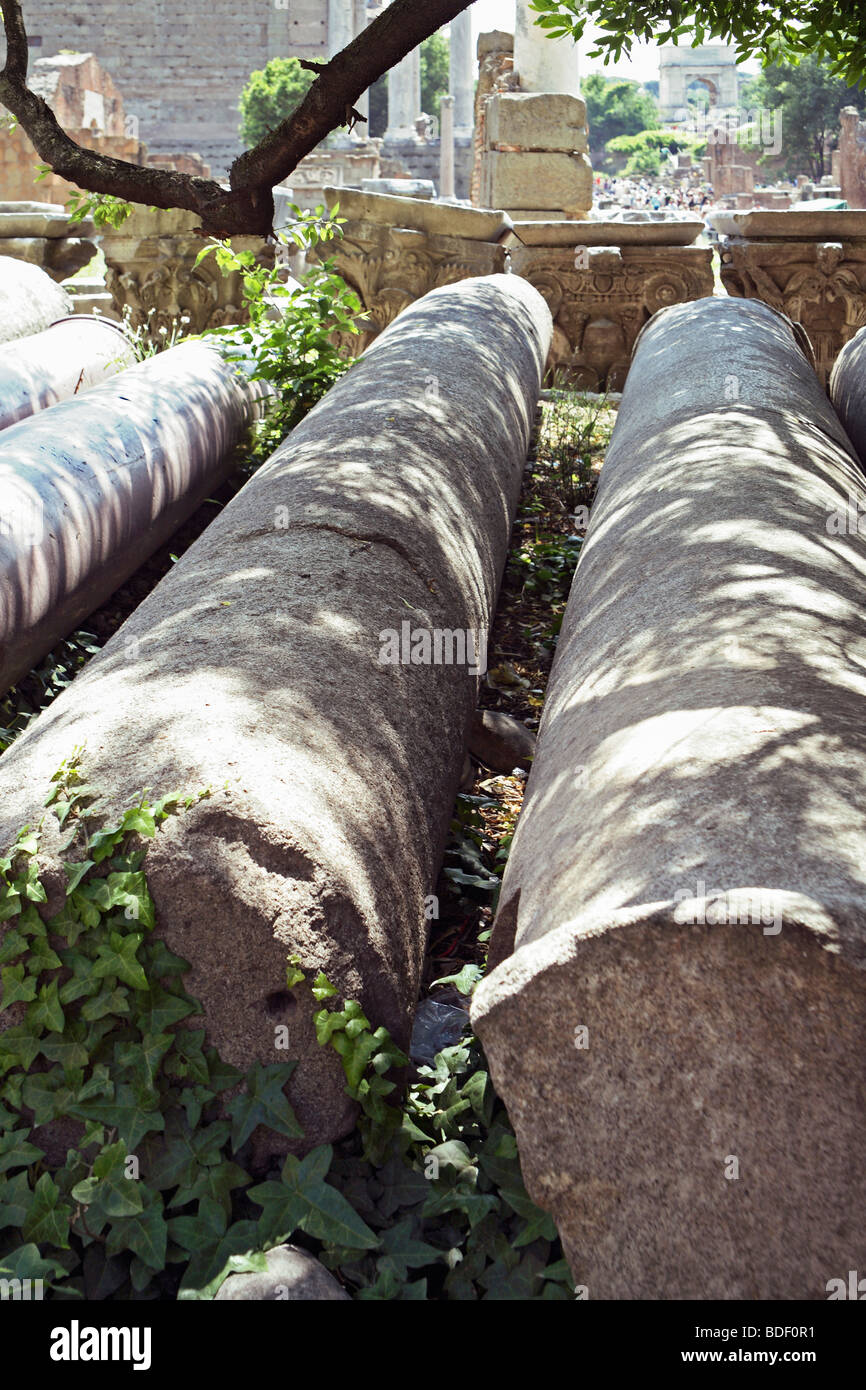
[2,1,328,173]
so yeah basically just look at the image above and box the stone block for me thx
[481,150,592,215]
[485,93,588,153]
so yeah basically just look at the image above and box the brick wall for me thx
[1,1,330,175]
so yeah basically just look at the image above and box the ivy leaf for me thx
[0,1242,69,1286]
[376,1217,443,1281]
[26,980,65,1034]
[0,1129,44,1174]
[63,861,95,895]
[168,1194,227,1253]
[105,1187,167,1270]
[0,1170,34,1227]
[28,935,62,973]
[51,899,84,944]
[115,1031,173,1088]
[77,1064,114,1103]
[141,984,198,1033]
[0,1022,42,1070]
[146,940,190,978]
[120,804,157,839]
[0,929,28,965]
[21,1172,71,1247]
[40,1030,91,1072]
[228,1062,303,1149]
[93,931,148,990]
[1,963,38,1010]
[164,1029,209,1085]
[171,1160,250,1218]
[22,1072,75,1127]
[204,1052,244,1094]
[176,1218,266,1301]
[311,971,338,1001]
[72,1141,144,1220]
[431,963,483,996]
[73,1082,165,1150]
[81,985,130,1021]
[250,1148,379,1250]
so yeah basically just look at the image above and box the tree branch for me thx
[0,0,475,237]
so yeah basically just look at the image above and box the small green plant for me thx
[0,635,102,754]
[0,761,571,1300]
[119,304,191,361]
[32,174,134,230]
[197,204,365,453]
[539,379,612,514]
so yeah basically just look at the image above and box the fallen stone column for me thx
[0,340,267,696]
[471,296,866,1300]
[830,324,866,465]
[0,316,136,432]
[0,275,552,1151]
[0,258,70,343]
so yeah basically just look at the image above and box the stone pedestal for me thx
[314,187,510,352]
[480,92,592,220]
[720,210,866,384]
[100,207,273,338]
[506,222,713,390]
[0,202,97,282]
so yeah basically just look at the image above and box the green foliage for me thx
[530,1,866,88]
[65,188,133,230]
[32,167,134,228]
[748,55,865,178]
[197,204,364,453]
[0,761,571,1300]
[238,57,316,149]
[368,32,452,139]
[420,30,451,122]
[606,126,705,175]
[1,636,101,754]
[582,72,660,157]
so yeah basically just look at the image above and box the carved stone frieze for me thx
[509,243,715,390]
[721,237,866,385]
[100,207,273,338]
[315,218,508,351]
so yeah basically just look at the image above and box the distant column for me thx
[449,10,475,136]
[514,0,580,95]
[440,94,456,198]
[352,0,370,126]
[386,45,421,140]
[327,0,353,58]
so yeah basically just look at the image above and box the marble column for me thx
[440,94,455,198]
[327,0,353,58]
[449,10,475,137]
[352,0,370,125]
[386,45,421,140]
[514,0,580,95]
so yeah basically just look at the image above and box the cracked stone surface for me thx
[0,274,552,1157]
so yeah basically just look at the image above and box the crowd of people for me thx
[594,173,714,214]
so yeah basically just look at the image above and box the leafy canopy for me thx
[239,57,316,150]
[748,55,865,177]
[582,72,661,153]
[530,2,866,88]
